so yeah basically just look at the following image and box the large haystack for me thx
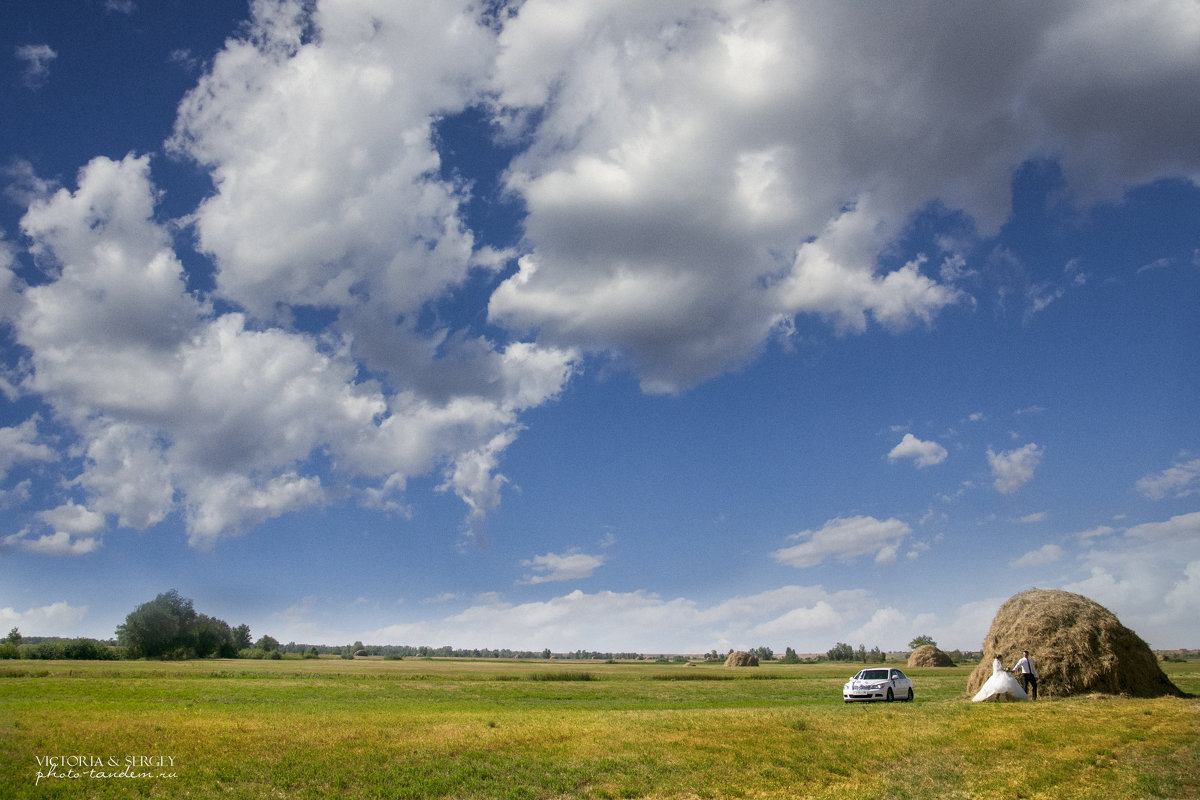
[908,644,955,667]
[724,651,759,667]
[966,589,1183,699]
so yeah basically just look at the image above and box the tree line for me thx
[1,590,272,661]
[1,592,975,663]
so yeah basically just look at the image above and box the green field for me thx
[2,658,1197,799]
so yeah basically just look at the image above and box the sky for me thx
[1,0,1197,656]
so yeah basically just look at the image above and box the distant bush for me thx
[11,639,118,660]
[527,671,594,682]
[29,641,64,659]
[0,643,19,660]
[1,667,50,678]
[62,638,119,660]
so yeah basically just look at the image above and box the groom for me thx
[1012,650,1038,700]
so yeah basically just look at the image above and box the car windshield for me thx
[857,669,889,680]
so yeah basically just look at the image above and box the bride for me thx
[972,656,1030,702]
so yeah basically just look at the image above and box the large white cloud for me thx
[7,151,573,547]
[487,0,1200,392]
[169,0,497,332]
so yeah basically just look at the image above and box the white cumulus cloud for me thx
[4,501,106,556]
[987,443,1043,493]
[6,150,573,546]
[887,433,948,468]
[487,0,1200,392]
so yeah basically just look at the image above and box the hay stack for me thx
[966,589,1183,699]
[724,651,759,667]
[908,644,955,667]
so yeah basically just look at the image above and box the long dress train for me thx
[972,658,1029,702]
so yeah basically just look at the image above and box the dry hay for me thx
[724,651,759,667]
[966,588,1183,699]
[908,644,955,667]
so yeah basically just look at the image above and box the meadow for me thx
[1,657,1197,799]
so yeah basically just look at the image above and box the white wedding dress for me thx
[972,658,1030,702]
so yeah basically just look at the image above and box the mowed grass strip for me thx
[1,659,1196,799]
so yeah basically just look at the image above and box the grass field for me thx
[2,657,1197,799]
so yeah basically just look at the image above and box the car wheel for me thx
[886,688,894,702]
[906,688,914,702]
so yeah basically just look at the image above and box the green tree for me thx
[233,624,252,651]
[908,634,937,649]
[256,635,280,653]
[781,647,800,664]
[116,590,198,659]
[825,642,854,661]
[1,627,22,659]
[194,615,237,658]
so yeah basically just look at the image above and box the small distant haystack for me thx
[966,589,1183,699]
[908,644,955,667]
[725,651,759,667]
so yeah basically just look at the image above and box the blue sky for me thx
[1,0,1197,655]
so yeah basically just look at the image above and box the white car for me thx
[843,667,914,702]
